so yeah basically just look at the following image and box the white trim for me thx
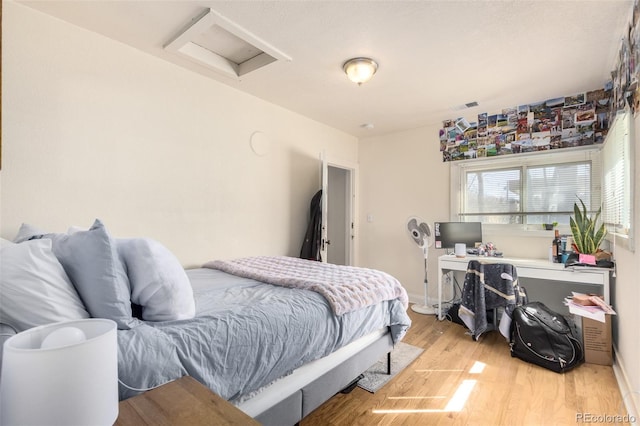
[612,347,639,424]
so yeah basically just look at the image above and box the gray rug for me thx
[357,342,424,393]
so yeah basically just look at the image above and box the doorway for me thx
[327,166,350,265]
[321,158,356,266]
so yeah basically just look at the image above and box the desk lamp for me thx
[0,319,118,425]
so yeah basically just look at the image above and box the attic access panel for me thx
[164,8,291,79]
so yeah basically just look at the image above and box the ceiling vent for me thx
[164,9,291,79]
[450,101,479,111]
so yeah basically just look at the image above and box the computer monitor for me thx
[434,222,483,250]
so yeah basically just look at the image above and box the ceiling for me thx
[18,0,633,138]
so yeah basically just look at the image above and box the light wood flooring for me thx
[301,308,626,426]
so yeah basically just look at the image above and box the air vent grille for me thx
[451,101,479,111]
[164,9,291,79]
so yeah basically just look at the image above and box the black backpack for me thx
[510,302,583,373]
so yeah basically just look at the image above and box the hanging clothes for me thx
[299,189,323,261]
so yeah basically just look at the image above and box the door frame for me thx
[321,154,358,265]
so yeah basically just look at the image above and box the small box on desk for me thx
[582,315,612,365]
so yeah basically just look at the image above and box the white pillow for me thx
[0,238,14,248]
[117,238,195,321]
[0,239,90,332]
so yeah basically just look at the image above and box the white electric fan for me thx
[407,216,436,315]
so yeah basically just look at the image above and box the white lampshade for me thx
[343,57,378,85]
[0,319,118,426]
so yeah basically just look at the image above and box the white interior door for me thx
[319,152,357,265]
[320,152,329,263]
[327,166,350,265]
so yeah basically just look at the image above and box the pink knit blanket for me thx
[203,256,408,316]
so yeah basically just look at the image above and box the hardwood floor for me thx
[302,308,627,426]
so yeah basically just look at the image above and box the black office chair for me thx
[458,260,526,340]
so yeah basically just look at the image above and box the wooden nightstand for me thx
[115,376,260,425]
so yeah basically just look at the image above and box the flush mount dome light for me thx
[343,57,378,85]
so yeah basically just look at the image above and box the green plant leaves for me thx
[570,197,606,254]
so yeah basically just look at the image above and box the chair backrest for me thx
[460,260,526,339]
[464,260,524,305]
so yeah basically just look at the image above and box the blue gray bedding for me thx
[117,268,411,402]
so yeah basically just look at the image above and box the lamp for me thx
[0,319,118,426]
[343,57,378,85]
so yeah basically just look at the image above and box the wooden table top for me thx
[115,376,260,426]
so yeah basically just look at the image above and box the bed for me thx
[0,219,412,425]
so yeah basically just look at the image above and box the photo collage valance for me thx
[439,88,611,162]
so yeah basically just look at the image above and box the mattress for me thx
[117,267,411,402]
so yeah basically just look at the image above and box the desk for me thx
[437,254,611,320]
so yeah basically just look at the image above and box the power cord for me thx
[118,378,168,393]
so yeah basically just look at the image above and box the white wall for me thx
[358,124,558,302]
[0,2,358,267]
[358,125,450,303]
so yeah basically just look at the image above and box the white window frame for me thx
[450,147,602,237]
[602,109,635,252]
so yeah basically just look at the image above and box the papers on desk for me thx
[564,292,617,323]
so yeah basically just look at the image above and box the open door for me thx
[319,152,356,265]
[320,152,329,263]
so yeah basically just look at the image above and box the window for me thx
[451,149,601,228]
[602,110,634,250]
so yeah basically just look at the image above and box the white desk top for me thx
[436,253,611,319]
[438,254,611,274]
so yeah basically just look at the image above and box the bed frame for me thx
[0,324,393,426]
[238,329,394,426]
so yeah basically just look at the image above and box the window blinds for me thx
[458,149,600,225]
[602,111,632,237]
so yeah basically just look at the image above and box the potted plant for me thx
[569,198,606,255]
[542,221,558,230]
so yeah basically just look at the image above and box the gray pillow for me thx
[51,219,139,330]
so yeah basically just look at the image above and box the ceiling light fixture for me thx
[343,57,378,85]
